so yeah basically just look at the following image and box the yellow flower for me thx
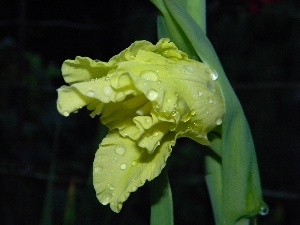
[57,38,225,212]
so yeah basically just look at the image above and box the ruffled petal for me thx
[93,130,176,212]
[57,85,94,116]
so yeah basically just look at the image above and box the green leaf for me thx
[150,168,174,225]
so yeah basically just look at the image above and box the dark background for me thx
[1,0,300,224]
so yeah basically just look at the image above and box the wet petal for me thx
[93,130,176,212]
[57,85,93,116]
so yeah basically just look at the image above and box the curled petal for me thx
[93,130,175,212]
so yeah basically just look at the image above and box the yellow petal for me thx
[57,85,93,116]
[93,130,176,212]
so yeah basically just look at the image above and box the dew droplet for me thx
[184,65,194,73]
[208,98,213,104]
[207,81,216,93]
[115,145,126,156]
[147,90,158,101]
[120,164,127,170]
[153,132,159,137]
[210,72,218,80]
[215,118,222,125]
[259,203,269,216]
[191,109,196,116]
[86,90,95,97]
[145,118,150,124]
[131,161,137,166]
[100,192,112,205]
[166,98,171,103]
[63,111,69,117]
[140,70,158,81]
[131,186,137,191]
[103,86,113,96]
[94,166,103,173]
[171,110,177,117]
[107,183,115,191]
[198,91,203,97]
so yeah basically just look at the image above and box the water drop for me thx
[216,118,222,125]
[153,132,159,137]
[210,72,218,80]
[131,186,137,191]
[103,86,113,96]
[191,109,196,116]
[171,110,177,117]
[208,98,213,104]
[120,164,127,170]
[198,91,203,97]
[207,81,216,93]
[86,90,95,97]
[107,183,115,191]
[259,203,269,216]
[131,161,137,166]
[100,192,112,205]
[145,118,150,124]
[115,145,126,156]
[94,166,103,173]
[63,111,69,117]
[140,70,158,81]
[166,98,171,103]
[174,92,179,97]
[147,90,158,101]
[184,65,194,73]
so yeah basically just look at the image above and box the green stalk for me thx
[151,0,267,224]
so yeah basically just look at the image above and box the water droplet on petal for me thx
[100,192,112,205]
[115,145,126,156]
[120,164,127,170]
[63,111,69,117]
[147,90,158,101]
[208,98,213,104]
[145,118,150,124]
[140,70,158,81]
[131,186,137,191]
[259,203,269,216]
[166,98,171,103]
[153,132,159,137]
[207,81,216,93]
[216,118,222,125]
[131,161,137,166]
[86,90,95,97]
[210,72,218,80]
[103,86,113,96]
[171,110,177,117]
[94,166,103,173]
[107,183,115,191]
[191,110,196,116]
[184,65,194,73]
[198,91,203,97]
